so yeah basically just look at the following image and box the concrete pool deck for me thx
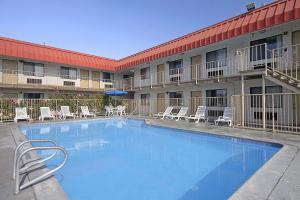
[0,117,299,200]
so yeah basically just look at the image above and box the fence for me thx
[1,94,299,134]
[231,93,300,134]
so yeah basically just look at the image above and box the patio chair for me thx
[105,106,114,116]
[14,107,30,123]
[80,106,95,118]
[168,107,189,121]
[186,106,207,123]
[154,106,173,119]
[39,107,55,121]
[116,105,126,116]
[215,107,233,127]
[60,106,76,120]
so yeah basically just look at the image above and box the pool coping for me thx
[9,117,300,200]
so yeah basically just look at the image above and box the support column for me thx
[262,75,266,129]
[241,75,245,127]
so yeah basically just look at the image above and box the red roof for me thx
[117,0,300,70]
[0,0,299,71]
[0,37,117,71]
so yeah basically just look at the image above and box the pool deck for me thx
[0,117,300,200]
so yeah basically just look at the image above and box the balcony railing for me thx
[114,43,300,90]
[0,69,114,91]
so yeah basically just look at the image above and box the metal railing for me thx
[0,69,114,90]
[231,93,300,134]
[13,139,67,194]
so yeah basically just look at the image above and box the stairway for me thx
[266,68,300,92]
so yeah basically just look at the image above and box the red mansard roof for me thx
[0,37,117,71]
[117,0,300,70]
[0,0,300,71]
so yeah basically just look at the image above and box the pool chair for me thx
[168,107,189,121]
[116,105,126,116]
[14,107,30,123]
[215,107,233,127]
[80,106,95,118]
[154,106,173,119]
[186,106,207,123]
[105,106,114,116]
[60,106,76,120]
[39,107,55,121]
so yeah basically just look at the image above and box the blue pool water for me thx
[21,119,281,200]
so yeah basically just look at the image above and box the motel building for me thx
[0,0,300,133]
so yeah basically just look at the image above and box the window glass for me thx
[61,67,77,79]
[23,62,35,76]
[206,49,227,68]
[250,35,282,61]
[34,64,44,77]
[169,60,182,75]
[140,67,150,80]
[206,89,227,107]
[69,68,77,79]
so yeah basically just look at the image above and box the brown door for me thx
[157,93,165,113]
[157,64,164,84]
[92,71,100,88]
[292,31,300,79]
[2,60,18,84]
[80,70,89,88]
[191,91,202,113]
[191,55,201,80]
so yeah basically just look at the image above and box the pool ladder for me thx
[13,139,68,194]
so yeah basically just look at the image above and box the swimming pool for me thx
[21,119,281,200]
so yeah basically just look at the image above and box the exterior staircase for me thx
[266,68,300,92]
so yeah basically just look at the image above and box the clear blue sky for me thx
[0,0,269,59]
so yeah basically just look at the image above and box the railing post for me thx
[217,60,220,82]
[241,75,245,127]
[195,65,198,85]
[150,74,153,89]
[139,77,141,90]
[262,75,266,129]
[177,68,180,85]
[265,43,268,76]
[272,49,275,71]
[272,94,275,133]
[130,77,133,91]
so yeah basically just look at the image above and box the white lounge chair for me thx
[39,107,55,121]
[154,106,173,119]
[116,105,126,116]
[168,107,189,121]
[215,107,233,127]
[80,106,95,118]
[14,107,30,123]
[60,106,76,120]
[105,106,114,116]
[187,106,207,123]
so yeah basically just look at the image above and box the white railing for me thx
[0,69,114,90]
[231,93,300,134]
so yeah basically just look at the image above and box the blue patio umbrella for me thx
[105,90,128,106]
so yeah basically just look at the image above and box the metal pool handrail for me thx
[13,139,57,180]
[15,146,68,194]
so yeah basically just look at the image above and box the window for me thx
[250,86,282,108]
[206,89,227,107]
[169,60,182,75]
[103,72,114,82]
[169,91,183,106]
[60,67,77,79]
[23,62,44,77]
[250,35,282,61]
[206,49,227,69]
[141,94,150,106]
[140,67,150,80]
[23,93,44,99]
